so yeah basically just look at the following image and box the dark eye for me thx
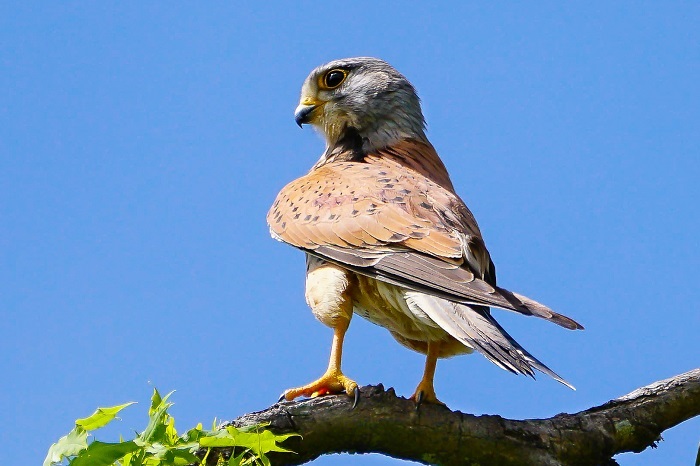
[323,69,346,89]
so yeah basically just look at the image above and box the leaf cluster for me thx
[44,389,298,466]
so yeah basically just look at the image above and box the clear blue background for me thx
[1,3,698,465]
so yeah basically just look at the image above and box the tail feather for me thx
[406,291,575,389]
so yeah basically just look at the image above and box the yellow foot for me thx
[280,369,359,405]
[409,382,445,407]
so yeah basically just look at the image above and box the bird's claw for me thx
[352,387,360,409]
[280,369,358,403]
[409,384,445,408]
[415,390,424,410]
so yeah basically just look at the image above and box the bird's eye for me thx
[323,69,347,89]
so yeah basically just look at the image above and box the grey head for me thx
[294,57,427,154]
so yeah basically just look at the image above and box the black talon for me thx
[352,388,360,409]
[415,390,424,410]
[278,392,286,403]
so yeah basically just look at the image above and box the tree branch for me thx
[205,368,700,465]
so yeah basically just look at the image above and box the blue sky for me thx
[1,3,698,465]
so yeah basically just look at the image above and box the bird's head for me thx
[295,57,427,153]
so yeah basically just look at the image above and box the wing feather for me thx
[268,144,583,331]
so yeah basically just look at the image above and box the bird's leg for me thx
[281,319,358,402]
[410,341,445,406]
[280,259,359,404]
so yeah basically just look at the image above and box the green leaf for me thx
[148,388,162,417]
[167,448,200,465]
[180,425,203,443]
[76,402,136,431]
[258,452,271,466]
[46,389,298,466]
[198,429,238,448]
[140,391,174,444]
[237,423,270,433]
[140,441,198,464]
[119,449,135,466]
[227,449,249,466]
[165,416,178,445]
[144,441,168,457]
[199,426,298,456]
[69,440,139,466]
[230,428,299,455]
[44,427,88,466]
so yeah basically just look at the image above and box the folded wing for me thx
[268,156,583,331]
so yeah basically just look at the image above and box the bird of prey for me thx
[268,57,583,406]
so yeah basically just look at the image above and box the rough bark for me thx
[202,368,700,465]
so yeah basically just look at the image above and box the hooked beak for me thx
[294,98,324,128]
[294,103,318,128]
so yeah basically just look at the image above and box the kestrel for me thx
[268,57,583,406]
